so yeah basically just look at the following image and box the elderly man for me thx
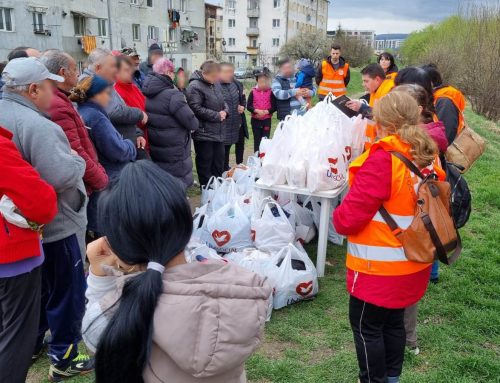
[122,47,145,89]
[0,57,94,380]
[0,46,41,99]
[80,47,147,151]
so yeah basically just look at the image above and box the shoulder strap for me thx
[389,151,426,179]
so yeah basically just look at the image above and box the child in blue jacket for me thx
[295,58,316,109]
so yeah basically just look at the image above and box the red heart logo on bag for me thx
[212,230,231,247]
[345,146,352,161]
[296,281,314,297]
[328,157,338,174]
[251,229,256,241]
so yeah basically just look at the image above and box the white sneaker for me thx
[408,345,420,355]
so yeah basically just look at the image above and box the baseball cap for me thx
[1,57,64,86]
[122,47,140,57]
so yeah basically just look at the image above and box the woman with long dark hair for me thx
[82,160,271,383]
[377,51,398,80]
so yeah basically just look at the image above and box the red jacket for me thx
[333,148,430,308]
[0,126,58,263]
[114,80,148,147]
[50,87,108,194]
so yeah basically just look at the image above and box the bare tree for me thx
[279,31,330,66]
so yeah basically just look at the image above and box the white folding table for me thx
[254,180,347,277]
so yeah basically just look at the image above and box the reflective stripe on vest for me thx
[318,60,349,96]
[345,135,439,276]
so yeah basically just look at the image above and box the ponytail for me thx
[95,270,163,383]
[374,91,438,168]
[94,161,193,383]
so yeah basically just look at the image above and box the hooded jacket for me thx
[0,92,87,244]
[220,79,247,145]
[142,73,199,188]
[187,70,228,143]
[82,261,272,383]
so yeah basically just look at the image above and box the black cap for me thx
[148,43,163,55]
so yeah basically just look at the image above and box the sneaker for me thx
[32,338,49,362]
[430,278,439,284]
[48,353,95,382]
[407,345,420,355]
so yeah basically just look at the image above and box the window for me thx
[0,8,13,32]
[146,0,153,6]
[148,25,159,41]
[252,58,257,66]
[273,0,281,8]
[180,0,187,12]
[228,37,235,46]
[272,19,280,28]
[181,58,187,69]
[130,0,139,5]
[167,0,173,9]
[168,27,177,42]
[272,56,279,65]
[228,19,235,28]
[272,38,280,47]
[228,56,235,64]
[251,39,257,47]
[73,14,86,35]
[32,12,44,32]
[98,19,107,37]
[227,0,236,10]
[249,18,258,27]
[132,24,141,41]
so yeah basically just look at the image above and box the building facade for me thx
[327,29,376,48]
[205,3,223,60]
[374,34,409,52]
[0,0,206,72]
[221,0,329,70]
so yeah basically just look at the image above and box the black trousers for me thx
[194,140,225,187]
[349,296,406,383]
[224,125,246,170]
[251,118,272,154]
[0,266,42,383]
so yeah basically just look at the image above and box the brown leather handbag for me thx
[379,152,461,265]
[445,122,486,173]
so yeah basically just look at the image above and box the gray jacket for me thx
[0,92,87,243]
[80,69,143,143]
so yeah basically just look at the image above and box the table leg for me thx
[316,197,331,277]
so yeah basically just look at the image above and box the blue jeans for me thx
[37,234,86,366]
[431,260,440,280]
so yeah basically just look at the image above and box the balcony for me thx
[246,46,258,55]
[246,27,259,36]
[247,8,260,18]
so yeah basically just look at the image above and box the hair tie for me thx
[147,262,165,274]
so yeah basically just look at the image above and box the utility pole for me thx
[106,0,114,49]
[285,0,290,43]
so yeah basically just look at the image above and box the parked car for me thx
[234,68,253,79]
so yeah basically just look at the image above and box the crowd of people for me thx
[0,41,468,383]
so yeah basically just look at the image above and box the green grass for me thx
[28,70,500,382]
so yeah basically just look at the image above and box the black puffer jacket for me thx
[142,73,199,188]
[221,80,245,145]
[187,71,228,143]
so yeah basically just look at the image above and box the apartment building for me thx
[205,3,223,60]
[0,0,206,72]
[221,0,329,69]
[374,34,409,52]
[327,29,376,48]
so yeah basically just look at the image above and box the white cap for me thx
[2,57,64,86]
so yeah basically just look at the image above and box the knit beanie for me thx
[87,75,110,98]
[148,43,163,56]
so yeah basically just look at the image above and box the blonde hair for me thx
[373,91,438,168]
[69,76,92,103]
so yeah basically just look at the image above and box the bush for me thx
[401,5,500,121]
[331,28,373,68]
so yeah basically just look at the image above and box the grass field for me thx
[28,69,500,382]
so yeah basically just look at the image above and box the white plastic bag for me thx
[305,196,345,246]
[351,115,368,160]
[201,176,221,206]
[0,195,30,229]
[252,198,295,252]
[259,122,289,186]
[192,204,209,240]
[185,239,225,263]
[282,200,316,244]
[205,202,252,253]
[210,178,240,212]
[272,243,319,309]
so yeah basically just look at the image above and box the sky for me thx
[205,0,493,35]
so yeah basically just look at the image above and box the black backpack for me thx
[445,161,472,228]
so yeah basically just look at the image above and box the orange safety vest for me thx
[364,76,396,149]
[346,135,445,276]
[385,71,398,82]
[434,86,466,136]
[318,60,349,97]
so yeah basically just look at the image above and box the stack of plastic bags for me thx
[259,96,367,193]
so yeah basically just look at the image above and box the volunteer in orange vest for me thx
[422,64,466,144]
[378,51,398,81]
[334,91,444,383]
[316,44,350,100]
[346,63,395,147]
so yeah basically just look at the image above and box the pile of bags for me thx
[259,97,367,192]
